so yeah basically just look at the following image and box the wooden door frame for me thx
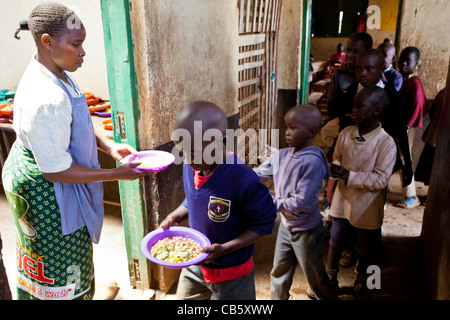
[100,0,150,290]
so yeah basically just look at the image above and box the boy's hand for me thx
[158,205,189,229]
[330,163,350,182]
[159,216,179,229]
[201,243,226,264]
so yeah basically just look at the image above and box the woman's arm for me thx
[42,129,154,183]
[42,161,150,183]
[94,128,138,163]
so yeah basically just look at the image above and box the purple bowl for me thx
[141,226,211,268]
[94,110,111,117]
[122,150,175,172]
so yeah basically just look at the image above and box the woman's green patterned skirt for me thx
[2,142,95,300]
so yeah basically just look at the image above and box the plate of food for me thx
[88,102,110,114]
[122,150,175,172]
[141,226,211,268]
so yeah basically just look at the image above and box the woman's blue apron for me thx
[1,72,103,300]
[52,73,104,244]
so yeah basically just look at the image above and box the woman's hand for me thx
[109,142,138,163]
[113,161,156,181]
[94,128,137,162]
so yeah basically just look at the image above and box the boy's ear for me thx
[374,105,384,116]
[309,126,319,138]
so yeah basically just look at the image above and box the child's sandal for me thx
[396,197,420,209]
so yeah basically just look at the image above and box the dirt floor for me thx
[0,169,428,301]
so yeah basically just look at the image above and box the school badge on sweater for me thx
[208,196,231,222]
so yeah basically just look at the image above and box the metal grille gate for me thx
[237,0,282,165]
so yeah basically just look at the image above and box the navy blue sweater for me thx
[181,153,276,269]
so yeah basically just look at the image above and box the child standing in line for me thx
[377,42,403,92]
[398,47,429,130]
[254,105,339,300]
[327,32,373,131]
[396,46,429,209]
[160,101,276,300]
[326,87,397,299]
[355,49,413,189]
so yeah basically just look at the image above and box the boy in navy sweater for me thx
[160,101,276,300]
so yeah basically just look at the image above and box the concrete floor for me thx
[0,171,427,300]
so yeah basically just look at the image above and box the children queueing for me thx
[396,46,429,209]
[254,105,339,300]
[327,31,373,131]
[160,101,276,300]
[326,86,397,299]
[355,49,413,190]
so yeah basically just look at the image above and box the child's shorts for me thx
[329,217,381,256]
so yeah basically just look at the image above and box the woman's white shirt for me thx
[12,55,80,173]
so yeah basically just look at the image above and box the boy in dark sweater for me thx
[161,101,276,300]
[327,32,373,131]
[354,49,413,191]
[377,42,403,92]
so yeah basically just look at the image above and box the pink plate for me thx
[122,150,175,172]
[141,226,211,268]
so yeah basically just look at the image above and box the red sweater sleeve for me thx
[401,77,429,128]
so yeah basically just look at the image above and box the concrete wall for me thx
[0,0,109,99]
[397,0,450,99]
[131,0,239,150]
[128,0,240,292]
[277,0,302,90]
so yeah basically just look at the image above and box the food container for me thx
[141,226,211,268]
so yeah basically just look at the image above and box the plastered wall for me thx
[397,0,450,99]
[276,0,302,90]
[130,0,240,150]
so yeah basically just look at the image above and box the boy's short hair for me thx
[357,86,389,110]
[358,49,385,68]
[348,32,373,49]
[287,104,323,128]
[401,46,421,60]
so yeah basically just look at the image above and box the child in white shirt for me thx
[326,86,397,299]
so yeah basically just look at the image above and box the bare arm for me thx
[159,205,189,229]
[42,129,153,183]
[202,230,262,264]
